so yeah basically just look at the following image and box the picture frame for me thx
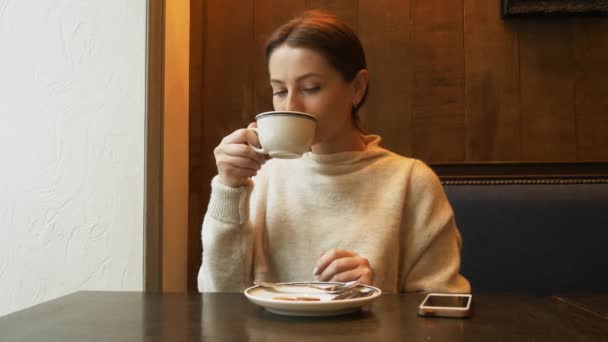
[502,0,608,17]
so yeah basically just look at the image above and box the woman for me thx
[198,10,470,294]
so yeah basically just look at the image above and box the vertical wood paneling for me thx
[204,1,254,133]
[574,18,608,161]
[576,115,608,161]
[201,0,254,277]
[306,0,359,30]
[188,0,204,291]
[358,0,412,157]
[253,1,307,115]
[203,1,255,143]
[145,0,163,293]
[411,0,466,162]
[464,0,521,161]
[163,0,190,292]
[518,19,577,161]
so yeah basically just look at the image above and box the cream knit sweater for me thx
[198,135,470,294]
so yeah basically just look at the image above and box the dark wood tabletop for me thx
[553,293,608,320]
[1,291,607,342]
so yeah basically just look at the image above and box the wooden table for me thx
[553,293,608,320]
[1,292,606,341]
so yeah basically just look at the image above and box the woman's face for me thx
[268,45,365,148]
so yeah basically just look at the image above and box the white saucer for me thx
[244,282,382,317]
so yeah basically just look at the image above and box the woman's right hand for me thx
[214,122,267,187]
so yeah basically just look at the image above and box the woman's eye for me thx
[272,90,287,96]
[303,86,320,94]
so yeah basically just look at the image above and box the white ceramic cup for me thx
[248,111,318,159]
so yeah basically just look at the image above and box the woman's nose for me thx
[285,93,304,112]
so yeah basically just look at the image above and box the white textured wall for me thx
[0,0,146,316]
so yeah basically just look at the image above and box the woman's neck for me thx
[311,129,366,154]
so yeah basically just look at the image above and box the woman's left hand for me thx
[313,249,373,285]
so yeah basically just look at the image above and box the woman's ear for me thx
[351,69,369,107]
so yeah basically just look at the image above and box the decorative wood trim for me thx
[161,0,190,293]
[432,161,608,185]
[144,0,164,293]
[442,178,608,186]
[502,0,608,17]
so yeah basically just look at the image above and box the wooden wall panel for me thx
[145,0,163,293]
[464,0,521,161]
[197,1,608,170]
[200,0,254,281]
[411,0,466,162]
[518,19,577,161]
[306,0,359,29]
[163,0,190,292]
[253,1,307,115]
[358,0,412,157]
[204,1,254,132]
[187,0,204,291]
[574,18,608,161]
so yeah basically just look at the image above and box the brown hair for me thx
[265,10,368,127]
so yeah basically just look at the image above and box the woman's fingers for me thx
[218,129,264,162]
[216,149,264,170]
[216,141,266,164]
[314,249,373,284]
[329,265,373,285]
[317,256,359,282]
[313,249,355,277]
[221,127,259,146]
[214,124,269,187]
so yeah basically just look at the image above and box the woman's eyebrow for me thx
[270,73,323,84]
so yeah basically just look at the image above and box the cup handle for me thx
[247,127,267,155]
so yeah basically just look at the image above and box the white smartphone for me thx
[417,293,472,318]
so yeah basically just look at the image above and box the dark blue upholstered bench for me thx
[443,181,608,294]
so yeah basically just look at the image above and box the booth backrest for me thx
[443,182,608,294]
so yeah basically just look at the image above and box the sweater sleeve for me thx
[399,160,471,293]
[197,176,255,292]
